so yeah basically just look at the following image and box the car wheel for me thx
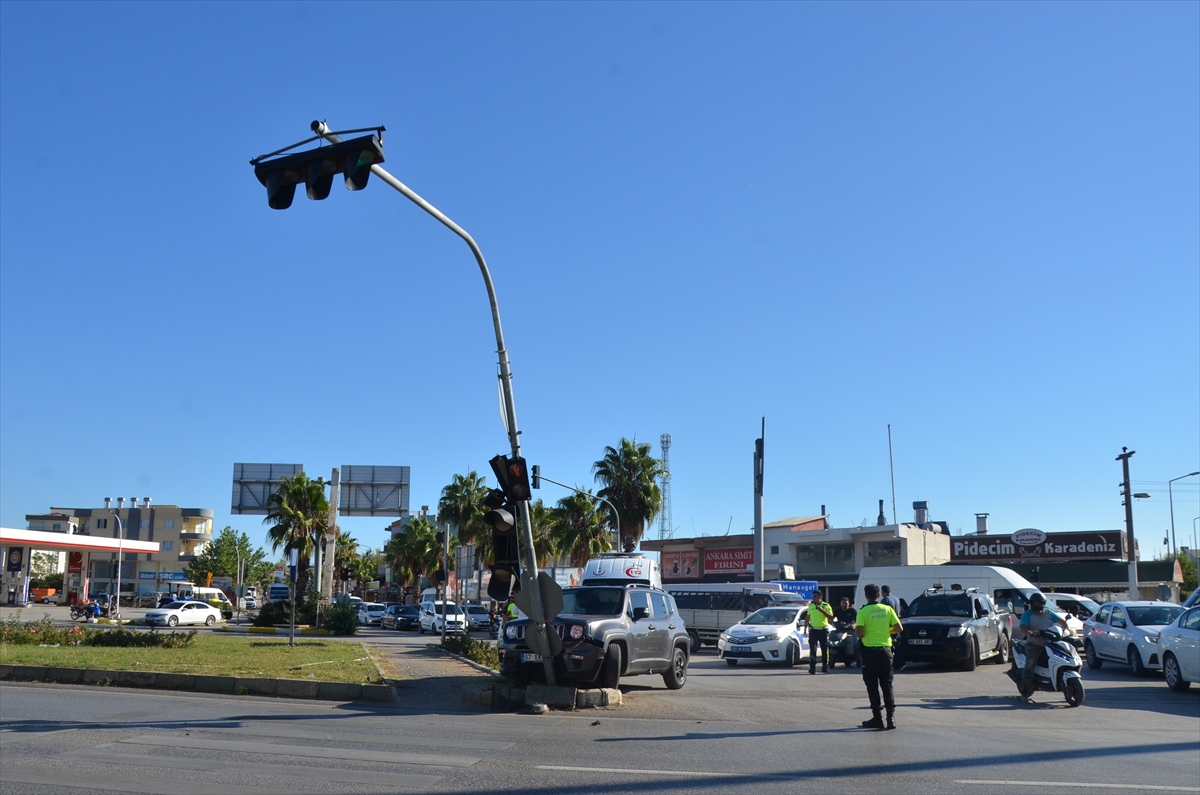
[167,616,178,627]
[1064,676,1085,707]
[993,633,1010,665]
[1164,653,1190,691]
[600,644,622,689]
[726,658,738,666]
[1127,645,1147,677]
[205,615,216,626]
[962,638,978,671]
[787,641,801,667]
[663,647,688,690]
[419,625,425,634]
[687,631,701,654]
[41,597,51,604]
[1085,641,1102,669]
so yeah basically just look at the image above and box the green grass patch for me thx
[1,634,381,683]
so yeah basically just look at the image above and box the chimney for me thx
[877,499,887,526]
[104,497,112,509]
[913,500,928,526]
[117,497,124,509]
[975,513,989,535]
[143,497,151,508]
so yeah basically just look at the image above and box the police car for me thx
[718,605,810,666]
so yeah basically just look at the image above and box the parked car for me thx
[899,588,1011,670]
[381,604,418,630]
[1083,601,1186,675]
[717,605,809,666]
[464,605,491,632]
[137,592,167,608]
[1157,606,1200,691]
[419,601,469,634]
[499,584,690,690]
[357,603,386,626]
[238,595,258,610]
[145,600,224,627]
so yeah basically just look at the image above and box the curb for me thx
[426,644,503,677]
[0,663,392,703]
[217,626,332,636]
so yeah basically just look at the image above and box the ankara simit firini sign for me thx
[950,529,1128,563]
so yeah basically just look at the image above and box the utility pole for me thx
[441,523,449,646]
[1117,448,1139,600]
[323,468,339,601]
[753,418,765,582]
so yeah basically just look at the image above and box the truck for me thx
[664,582,812,652]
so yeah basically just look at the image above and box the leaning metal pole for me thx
[312,122,556,686]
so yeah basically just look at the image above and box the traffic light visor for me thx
[253,134,384,209]
[484,507,515,533]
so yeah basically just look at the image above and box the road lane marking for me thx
[957,781,1199,792]
[537,765,736,777]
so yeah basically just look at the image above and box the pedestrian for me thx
[880,585,906,671]
[856,583,902,730]
[806,590,835,674]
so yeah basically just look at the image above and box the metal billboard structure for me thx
[338,465,410,517]
[231,463,304,515]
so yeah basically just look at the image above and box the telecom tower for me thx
[659,433,673,540]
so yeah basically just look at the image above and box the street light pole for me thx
[311,121,556,686]
[1168,471,1200,559]
[109,510,124,622]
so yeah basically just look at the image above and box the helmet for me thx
[1029,592,1047,608]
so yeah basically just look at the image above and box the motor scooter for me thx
[488,614,501,640]
[828,621,859,668]
[1009,625,1085,706]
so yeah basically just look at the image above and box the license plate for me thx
[521,653,543,662]
[731,645,751,653]
[910,638,932,645]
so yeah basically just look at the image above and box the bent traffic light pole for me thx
[310,121,557,687]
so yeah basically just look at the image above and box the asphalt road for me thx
[3,622,1198,794]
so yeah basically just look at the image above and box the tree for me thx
[263,472,329,606]
[185,526,269,588]
[552,489,613,566]
[593,437,664,552]
[1178,551,1198,600]
[351,549,383,594]
[29,553,63,590]
[384,515,447,594]
[528,499,561,567]
[438,471,490,555]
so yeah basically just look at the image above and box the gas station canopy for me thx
[0,527,160,555]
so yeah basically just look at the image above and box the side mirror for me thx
[632,607,650,621]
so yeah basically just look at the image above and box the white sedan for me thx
[145,600,224,627]
[357,603,386,626]
[1159,606,1200,692]
[718,606,810,666]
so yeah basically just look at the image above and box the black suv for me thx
[499,585,690,690]
[900,588,1011,670]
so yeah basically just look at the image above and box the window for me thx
[162,541,174,552]
[825,543,855,574]
[1182,608,1200,632]
[650,593,670,619]
[627,590,651,619]
[769,545,779,555]
[163,519,175,530]
[1110,606,1127,628]
[994,588,1029,615]
[97,519,108,530]
[1096,604,1112,625]
[795,545,824,575]
[141,519,152,531]
[865,541,900,565]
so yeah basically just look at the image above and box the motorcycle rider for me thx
[1018,592,1068,702]
[835,596,860,667]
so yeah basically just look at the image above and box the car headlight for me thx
[1141,634,1158,644]
[505,625,518,639]
[947,627,967,637]
[569,625,584,640]
[775,628,792,639]
[719,633,731,643]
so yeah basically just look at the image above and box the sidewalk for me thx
[365,641,498,712]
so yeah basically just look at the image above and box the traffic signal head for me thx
[489,454,532,503]
[483,506,515,534]
[252,134,385,210]
[531,465,540,489]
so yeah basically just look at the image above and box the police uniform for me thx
[855,600,901,728]
[806,599,834,673]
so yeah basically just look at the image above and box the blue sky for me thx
[2,2,1197,561]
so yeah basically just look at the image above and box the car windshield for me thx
[434,604,462,615]
[367,605,384,612]
[907,595,972,618]
[561,588,624,616]
[1126,605,1184,626]
[466,606,488,615]
[743,608,800,625]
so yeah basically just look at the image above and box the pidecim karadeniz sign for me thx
[950,529,1127,564]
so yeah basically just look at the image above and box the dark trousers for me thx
[809,628,829,672]
[862,646,896,717]
[892,635,905,669]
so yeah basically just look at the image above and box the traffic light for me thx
[340,567,349,582]
[489,454,532,503]
[531,465,540,489]
[252,134,385,210]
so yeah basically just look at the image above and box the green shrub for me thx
[323,599,359,636]
[252,600,316,627]
[85,628,197,648]
[442,634,499,670]
[0,613,86,646]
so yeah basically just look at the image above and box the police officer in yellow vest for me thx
[855,582,903,730]
[806,590,835,674]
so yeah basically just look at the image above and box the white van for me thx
[177,586,234,616]
[854,565,1040,615]
[268,583,291,603]
[580,554,662,588]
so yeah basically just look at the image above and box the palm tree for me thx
[438,470,492,565]
[528,498,560,567]
[384,515,445,595]
[593,438,664,552]
[263,472,329,605]
[552,489,613,566]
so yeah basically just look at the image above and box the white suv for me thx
[419,601,468,634]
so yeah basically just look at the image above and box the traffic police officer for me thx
[806,590,835,674]
[855,582,903,730]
